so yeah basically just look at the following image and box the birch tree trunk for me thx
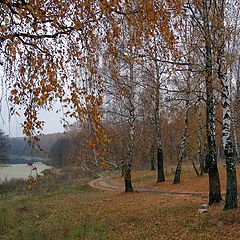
[174,57,191,184]
[155,101,165,182]
[123,62,135,192]
[231,109,240,163]
[191,158,200,176]
[124,111,134,192]
[205,73,222,204]
[221,72,238,210]
[230,66,240,163]
[154,60,165,183]
[235,58,240,163]
[202,0,222,204]
[217,0,238,210]
[150,144,156,171]
[196,102,205,175]
[236,57,240,100]
[173,101,189,184]
[228,17,240,164]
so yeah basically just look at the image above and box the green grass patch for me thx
[71,223,107,240]
[5,226,49,240]
[40,183,96,198]
[0,207,8,232]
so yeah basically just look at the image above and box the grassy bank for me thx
[0,174,240,240]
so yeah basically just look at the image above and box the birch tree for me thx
[216,0,238,210]
[153,58,166,183]
[103,29,143,191]
[196,101,206,175]
[186,0,222,204]
[149,144,156,171]
[173,100,189,184]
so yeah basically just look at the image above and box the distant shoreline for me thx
[3,155,51,165]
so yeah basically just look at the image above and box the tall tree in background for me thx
[103,40,141,192]
[153,57,166,183]
[196,101,206,175]
[173,93,189,184]
[103,56,139,192]
[140,36,170,183]
[0,129,9,164]
[101,1,182,190]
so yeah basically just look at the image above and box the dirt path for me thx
[89,176,209,199]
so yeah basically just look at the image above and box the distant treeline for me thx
[6,157,43,164]
[8,132,64,160]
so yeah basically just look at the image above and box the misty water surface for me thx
[0,163,51,181]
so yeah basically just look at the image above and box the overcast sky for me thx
[0,65,76,138]
[0,99,72,138]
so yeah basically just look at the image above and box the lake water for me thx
[0,163,51,181]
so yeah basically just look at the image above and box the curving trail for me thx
[89,176,209,200]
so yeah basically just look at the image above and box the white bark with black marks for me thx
[231,105,240,163]
[201,0,222,205]
[221,72,238,210]
[123,62,135,192]
[196,102,205,175]
[150,144,156,171]
[174,100,189,184]
[216,0,238,210]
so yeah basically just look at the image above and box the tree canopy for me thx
[0,0,184,141]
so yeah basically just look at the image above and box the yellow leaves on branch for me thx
[100,161,111,170]
[84,93,110,164]
[87,140,96,149]
[5,0,185,150]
